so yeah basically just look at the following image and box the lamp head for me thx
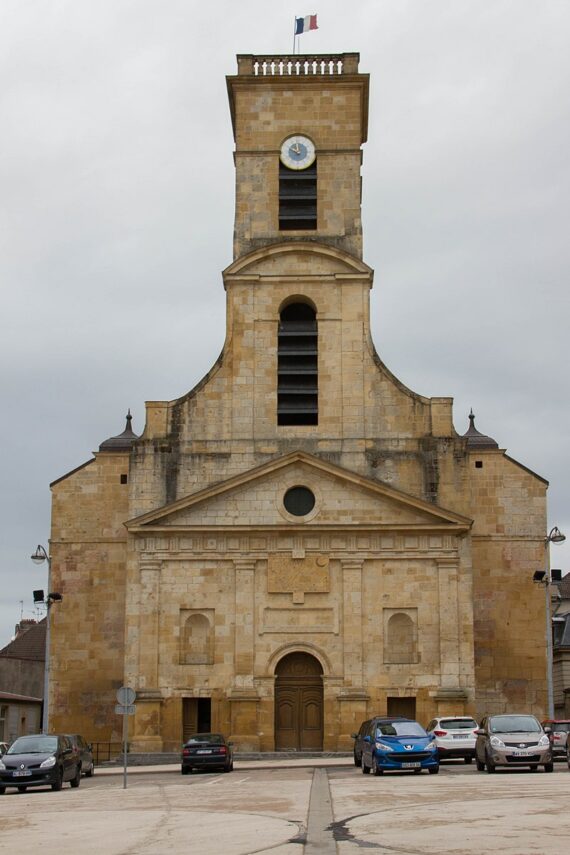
[533,570,546,583]
[547,526,566,544]
[33,589,45,604]
[30,545,48,565]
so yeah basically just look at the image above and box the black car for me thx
[65,734,95,777]
[0,733,81,793]
[181,733,234,774]
[351,717,414,768]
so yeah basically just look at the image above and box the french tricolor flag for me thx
[295,14,318,35]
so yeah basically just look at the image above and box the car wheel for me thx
[428,766,439,775]
[70,765,81,788]
[85,763,94,778]
[372,756,383,776]
[51,769,64,791]
[0,787,5,795]
[544,762,554,773]
[362,758,370,774]
[476,758,485,771]
[17,786,27,793]
[464,756,473,764]
[181,766,190,775]
[223,763,232,772]
[353,752,361,767]
[485,753,495,774]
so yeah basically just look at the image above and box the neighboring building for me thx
[553,573,570,717]
[0,619,45,742]
[47,53,549,753]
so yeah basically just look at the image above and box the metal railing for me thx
[91,741,125,765]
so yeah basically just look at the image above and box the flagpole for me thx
[292,18,296,54]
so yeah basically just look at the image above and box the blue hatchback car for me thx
[361,717,439,775]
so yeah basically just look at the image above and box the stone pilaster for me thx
[234,559,256,684]
[137,561,162,690]
[437,558,461,690]
[341,559,365,690]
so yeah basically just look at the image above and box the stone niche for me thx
[179,609,214,665]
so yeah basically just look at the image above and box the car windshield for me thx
[376,722,426,738]
[186,733,224,745]
[440,719,478,730]
[489,716,541,734]
[8,735,58,754]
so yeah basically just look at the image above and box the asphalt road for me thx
[1,759,569,854]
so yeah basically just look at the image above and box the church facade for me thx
[48,54,549,753]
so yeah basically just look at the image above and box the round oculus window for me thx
[283,486,315,517]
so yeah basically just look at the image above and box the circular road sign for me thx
[116,686,136,706]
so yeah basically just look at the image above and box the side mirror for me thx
[543,726,552,734]
[363,735,371,743]
[350,733,358,740]
[475,728,485,736]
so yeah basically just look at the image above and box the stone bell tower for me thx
[227,53,369,259]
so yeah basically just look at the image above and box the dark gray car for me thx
[65,733,94,777]
[0,733,81,792]
[475,714,553,773]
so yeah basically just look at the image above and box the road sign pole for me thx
[123,705,128,790]
[116,686,136,790]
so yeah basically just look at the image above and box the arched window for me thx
[385,612,417,664]
[277,302,318,425]
[181,612,213,665]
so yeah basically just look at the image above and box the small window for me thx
[283,486,315,516]
[120,474,128,484]
[475,461,483,469]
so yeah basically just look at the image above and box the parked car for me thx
[425,716,478,763]
[0,733,81,793]
[351,719,371,767]
[475,714,553,773]
[181,733,233,773]
[65,733,95,777]
[541,720,570,759]
[360,717,439,775]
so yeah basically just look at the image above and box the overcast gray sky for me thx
[1,0,569,644]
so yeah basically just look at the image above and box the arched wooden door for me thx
[274,652,323,751]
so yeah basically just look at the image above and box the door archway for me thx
[274,651,323,750]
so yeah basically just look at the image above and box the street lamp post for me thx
[533,526,566,719]
[30,544,62,733]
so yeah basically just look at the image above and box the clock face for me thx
[280,135,316,170]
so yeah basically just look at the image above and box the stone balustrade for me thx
[236,53,360,77]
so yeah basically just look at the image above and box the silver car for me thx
[475,714,553,773]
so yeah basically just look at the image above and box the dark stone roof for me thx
[557,573,570,599]
[463,410,499,449]
[99,411,139,452]
[0,619,45,661]
[0,691,42,703]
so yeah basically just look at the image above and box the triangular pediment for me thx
[126,452,472,533]
[223,241,373,281]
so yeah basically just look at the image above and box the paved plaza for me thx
[1,758,569,854]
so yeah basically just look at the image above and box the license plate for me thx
[453,734,468,739]
[401,762,420,768]
[13,770,31,777]
[511,751,527,756]
[196,749,212,754]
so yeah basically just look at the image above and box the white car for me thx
[425,716,479,763]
